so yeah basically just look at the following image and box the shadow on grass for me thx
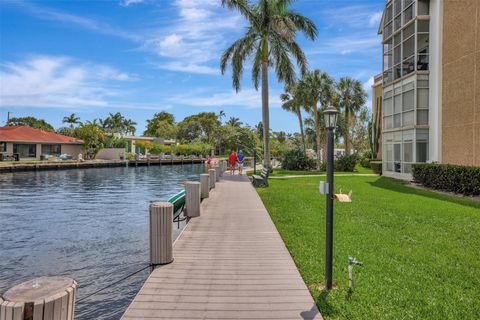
[313,290,339,318]
[369,177,480,210]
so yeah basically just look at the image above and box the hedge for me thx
[412,163,480,196]
[370,160,382,175]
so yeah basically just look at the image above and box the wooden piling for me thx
[218,161,224,177]
[185,181,201,218]
[1,277,77,320]
[208,169,216,189]
[149,202,173,266]
[200,174,210,199]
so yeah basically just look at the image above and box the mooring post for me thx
[149,202,174,267]
[1,276,77,320]
[214,166,221,182]
[217,161,223,177]
[200,174,210,199]
[208,169,216,189]
[185,181,201,218]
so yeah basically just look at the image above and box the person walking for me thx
[229,150,237,175]
[237,150,245,175]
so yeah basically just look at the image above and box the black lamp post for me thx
[323,105,338,290]
[253,147,257,175]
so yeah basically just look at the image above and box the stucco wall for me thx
[96,148,126,160]
[442,0,480,165]
[61,144,84,159]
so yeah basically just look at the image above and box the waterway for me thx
[0,164,204,319]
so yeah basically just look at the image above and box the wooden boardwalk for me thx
[122,174,322,320]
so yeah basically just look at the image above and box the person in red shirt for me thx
[228,151,237,175]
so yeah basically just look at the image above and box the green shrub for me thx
[335,154,357,172]
[412,163,480,196]
[359,151,372,168]
[370,160,382,175]
[281,149,315,171]
[150,144,171,155]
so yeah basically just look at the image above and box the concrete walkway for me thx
[122,174,322,319]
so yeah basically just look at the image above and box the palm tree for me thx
[254,121,264,141]
[226,117,242,128]
[123,119,137,135]
[62,113,81,129]
[280,81,306,152]
[298,70,334,169]
[217,110,226,122]
[221,0,317,169]
[336,77,367,155]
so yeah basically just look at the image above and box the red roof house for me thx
[0,126,84,160]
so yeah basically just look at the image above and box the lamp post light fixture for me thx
[323,105,338,290]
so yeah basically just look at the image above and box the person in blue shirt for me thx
[236,150,245,175]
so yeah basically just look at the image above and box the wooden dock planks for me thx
[122,174,322,320]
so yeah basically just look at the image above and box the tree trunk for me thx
[345,108,351,155]
[296,107,306,153]
[261,60,271,169]
[313,102,321,170]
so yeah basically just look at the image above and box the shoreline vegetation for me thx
[256,175,480,319]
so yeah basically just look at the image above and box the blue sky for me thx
[0,0,384,134]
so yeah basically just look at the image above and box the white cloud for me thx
[11,1,139,41]
[369,11,383,27]
[0,56,135,109]
[168,88,281,109]
[120,0,145,7]
[143,0,244,74]
[159,62,218,75]
[363,76,375,92]
[308,35,380,56]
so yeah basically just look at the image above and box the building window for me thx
[13,144,36,158]
[418,0,429,15]
[41,144,61,156]
[0,142,6,152]
[403,2,415,24]
[416,142,428,162]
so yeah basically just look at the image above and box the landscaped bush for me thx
[370,160,382,175]
[281,149,315,171]
[412,163,480,196]
[334,154,357,172]
[359,151,372,168]
[149,144,171,155]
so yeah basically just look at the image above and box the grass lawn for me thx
[248,165,374,177]
[256,175,480,319]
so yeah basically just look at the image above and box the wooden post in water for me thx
[185,181,201,218]
[208,169,216,189]
[149,202,173,266]
[200,174,210,199]
[1,276,77,320]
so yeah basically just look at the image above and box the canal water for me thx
[0,164,205,319]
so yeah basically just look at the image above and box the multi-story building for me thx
[377,0,479,179]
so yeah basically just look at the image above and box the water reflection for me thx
[0,164,204,319]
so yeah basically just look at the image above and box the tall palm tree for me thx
[62,113,81,129]
[280,81,305,152]
[336,77,367,155]
[221,0,317,169]
[298,69,334,169]
[226,117,243,128]
[123,119,137,135]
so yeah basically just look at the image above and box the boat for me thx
[167,190,186,228]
